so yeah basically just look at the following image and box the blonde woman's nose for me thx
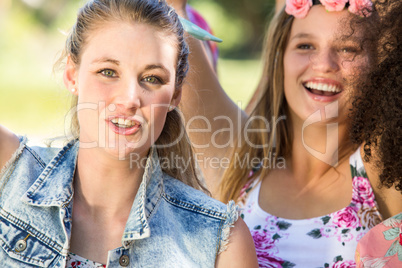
[115,80,142,109]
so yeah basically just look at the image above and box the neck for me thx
[288,112,354,182]
[74,147,147,219]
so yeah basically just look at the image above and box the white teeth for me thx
[111,118,136,128]
[305,82,341,93]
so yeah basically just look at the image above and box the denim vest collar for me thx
[21,140,78,208]
[21,140,164,248]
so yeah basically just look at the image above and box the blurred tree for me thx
[218,0,275,52]
[16,0,79,27]
[10,0,277,58]
[190,0,276,57]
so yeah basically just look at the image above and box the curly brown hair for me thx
[350,0,402,192]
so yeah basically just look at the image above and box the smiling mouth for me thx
[303,82,342,96]
[110,118,139,128]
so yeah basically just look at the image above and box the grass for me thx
[218,58,262,106]
[0,84,72,143]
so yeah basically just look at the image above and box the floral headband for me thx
[285,0,373,19]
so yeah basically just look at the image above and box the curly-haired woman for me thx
[351,0,402,266]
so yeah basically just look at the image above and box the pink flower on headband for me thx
[320,0,349,12]
[285,0,313,19]
[349,0,373,17]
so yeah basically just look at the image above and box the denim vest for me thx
[0,137,238,267]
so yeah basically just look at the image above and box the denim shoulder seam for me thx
[162,193,227,220]
[217,201,239,254]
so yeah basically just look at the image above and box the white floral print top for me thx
[66,253,106,268]
[238,149,383,268]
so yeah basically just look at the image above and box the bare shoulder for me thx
[215,217,258,268]
[361,147,402,219]
[0,125,20,171]
[368,167,402,219]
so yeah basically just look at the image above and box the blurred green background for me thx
[0,0,276,144]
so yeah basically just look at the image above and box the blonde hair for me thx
[57,0,207,192]
[219,9,294,203]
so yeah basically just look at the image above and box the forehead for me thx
[80,22,178,70]
[288,5,356,41]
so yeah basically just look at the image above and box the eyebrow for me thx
[289,33,314,42]
[90,59,171,76]
[144,64,171,77]
[91,57,120,65]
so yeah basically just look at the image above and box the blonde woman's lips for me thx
[107,116,142,135]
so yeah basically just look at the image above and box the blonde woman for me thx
[0,0,257,267]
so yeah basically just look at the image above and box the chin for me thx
[106,139,151,161]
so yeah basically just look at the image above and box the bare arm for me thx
[167,1,247,196]
[0,125,20,171]
[215,218,258,268]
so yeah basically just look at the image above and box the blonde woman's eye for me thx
[143,76,161,84]
[100,69,116,77]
